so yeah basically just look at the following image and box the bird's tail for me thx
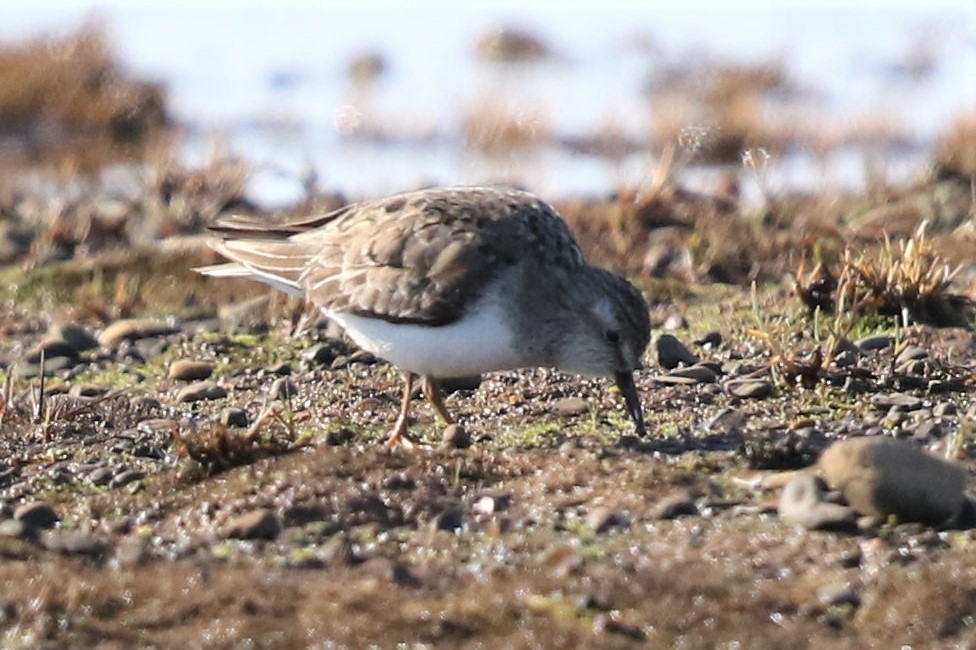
[196,237,321,298]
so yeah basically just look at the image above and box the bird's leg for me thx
[420,376,455,425]
[385,371,419,448]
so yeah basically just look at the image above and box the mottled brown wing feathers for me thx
[209,187,586,326]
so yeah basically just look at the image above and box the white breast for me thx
[325,291,524,378]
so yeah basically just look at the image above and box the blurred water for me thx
[2,3,975,205]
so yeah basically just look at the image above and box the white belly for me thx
[325,295,523,378]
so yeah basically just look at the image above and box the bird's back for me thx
[202,186,587,326]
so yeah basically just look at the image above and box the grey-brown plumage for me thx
[199,186,651,444]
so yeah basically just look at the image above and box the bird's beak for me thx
[615,371,646,436]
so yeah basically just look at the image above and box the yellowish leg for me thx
[421,376,455,425]
[385,372,418,448]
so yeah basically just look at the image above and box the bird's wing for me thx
[203,186,586,326]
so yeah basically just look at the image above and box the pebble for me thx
[431,505,465,532]
[267,362,293,376]
[932,402,957,417]
[651,492,699,519]
[856,335,894,352]
[222,508,282,540]
[441,423,471,449]
[726,379,774,399]
[895,345,930,364]
[778,474,857,530]
[110,469,145,488]
[817,582,861,608]
[13,501,59,530]
[269,377,299,400]
[86,466,115,486]
[175,381,227,403]
[42,529,108,557]
[818,437,967,525]
[870,393,923,411]
[553,396,589,417]
[658,364,717,384]
[217,295,272,332]
[301,342,342,368]
[585,506,629,533]
[320,534,355,567]
[0,519,29,539]
[168,359,214,381]
[220,407,249,428]
[97,318,180,347]
[662,314,687,330]
[694,331,723,348]
[655,334,699,370]
[52,324,100,352]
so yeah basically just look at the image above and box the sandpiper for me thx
[198,186,650,445]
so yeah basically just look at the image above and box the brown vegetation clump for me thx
[934,113,976,181]
[0,24,169,173]
[795,221,975,327]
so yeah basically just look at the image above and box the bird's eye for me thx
[604,330,620,344]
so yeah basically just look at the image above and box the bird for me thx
[197,186,650,446]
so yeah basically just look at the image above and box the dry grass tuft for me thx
[795,221,974,327]
[0,24,169,173]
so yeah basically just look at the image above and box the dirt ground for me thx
[0,27,974,649]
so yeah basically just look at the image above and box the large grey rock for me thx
[818,437,967,525]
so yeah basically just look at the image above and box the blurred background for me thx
[0,2,974,207]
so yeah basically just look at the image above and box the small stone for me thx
[585,506,629,533]
[726,379,774,399]
[895,345,929,364]
[217,295,272,332]
[42,530,108,557]
[52,324,100,352]
[0,519,29,539]
[431,506,464,532]
[175,381,227,403]
[932,402,957,417]
[694,331,723,348]
[269,377,299,400]
[348,350,377,365]
[110,469,145,488]
[97,318,180,347]
[912,421,944,442]
[553,396,589,417]
[702,409,746,435]
[222,509,281,540]
[320,534,355,567]
[818,437,967,525]
[13,501,59,530]
[301,342,341,368]
[870,393,923,411]
[778,474,857,530]
[658,364,717,384]
[656,334,699,369]
[817,582,861,608]
[441,424,471,449]
[267,362,293,376]
[662,314,687,330]
[652,493,698,519]
[856,335,894,352]
[86,466,115,486]
[220,407,249,428]
[168,359,214,381]
[27,338,80,365]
